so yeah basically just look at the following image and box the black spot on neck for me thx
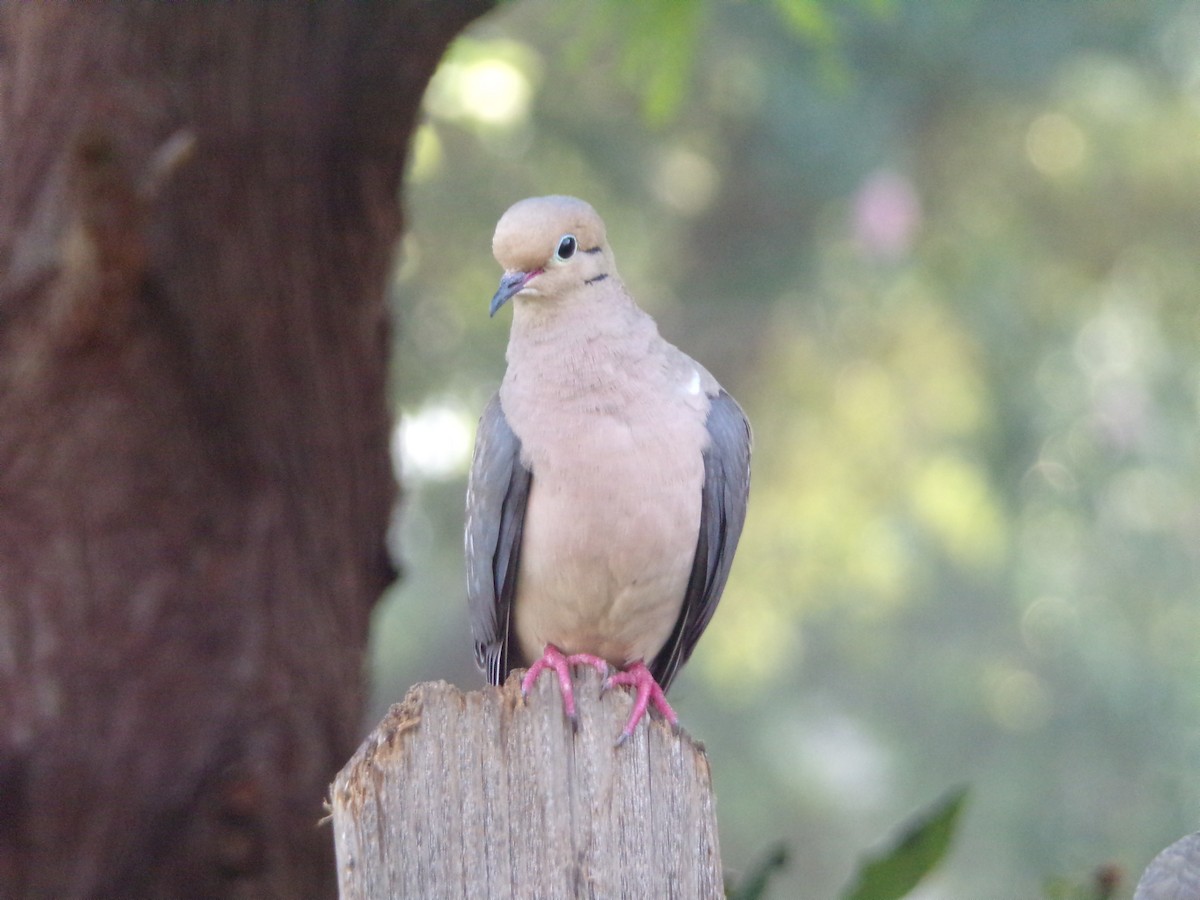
[584,273,609,286]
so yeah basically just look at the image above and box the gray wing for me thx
[465,393,532,685]
[650,389,752,692]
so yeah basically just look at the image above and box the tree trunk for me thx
[331,670,724,899]
[0,3,489,896]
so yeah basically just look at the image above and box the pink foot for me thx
[521,644,610,726]
[604,660,678,745]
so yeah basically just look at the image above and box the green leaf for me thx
[841,786,969,900]
[727,842,789,900]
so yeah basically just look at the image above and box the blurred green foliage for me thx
[841,787,968,899]
[1043,865,1123,900]
[372,0,1200,896]
[727,842,789,900]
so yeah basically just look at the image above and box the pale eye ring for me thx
[555,234,577,261]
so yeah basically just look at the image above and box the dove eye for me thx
[554,234,577,262]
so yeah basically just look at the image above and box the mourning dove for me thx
[466,195,751,742]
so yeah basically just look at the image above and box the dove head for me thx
[489,196,614,316]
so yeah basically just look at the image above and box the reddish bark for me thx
[0,3,489,896]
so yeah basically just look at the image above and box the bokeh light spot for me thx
[1026,112,1088,176]
[392,402,473,482]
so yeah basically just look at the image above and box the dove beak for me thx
[489,268,543,317]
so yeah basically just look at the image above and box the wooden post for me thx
[330,668,723,899]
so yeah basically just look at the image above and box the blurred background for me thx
[369,1,1200,896]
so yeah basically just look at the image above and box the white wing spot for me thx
[686,368,702,395]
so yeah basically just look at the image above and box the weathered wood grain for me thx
[332,669,722,899]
